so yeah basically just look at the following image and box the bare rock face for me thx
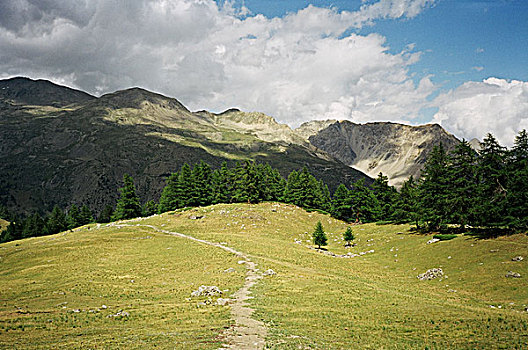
[296,120,460,187]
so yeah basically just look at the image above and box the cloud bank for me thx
[433,78,528,147]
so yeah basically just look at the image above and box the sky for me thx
[0,0,527,146]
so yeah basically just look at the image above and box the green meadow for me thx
[1,202,527,349]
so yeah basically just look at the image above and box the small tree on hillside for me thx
[343,227,355,246]
[312,221,327,249]
[112,174,142,221]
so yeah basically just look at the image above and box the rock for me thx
[427,238,440,244]
[505,271,521,278]
[237,260,246,265]
[216,298,230,306]
[417,268,444,280]
[263,269,276,276]
[107,310,129,318]
[188,214,204,220]
[191,285,223,297]
[223,268,236,273]
[101,305,108,309]
[512,256,524,262]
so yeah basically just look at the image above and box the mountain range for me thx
[1,77,461,214]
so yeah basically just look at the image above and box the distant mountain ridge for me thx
[0,77,368,214]
[296,120,460,186]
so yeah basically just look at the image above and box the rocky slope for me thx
[296,120,460,187]
[0,78,368,215]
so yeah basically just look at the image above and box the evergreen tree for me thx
[212,162,232,204]
[1,215,23,242]
[350,178,379,223]
[476,134,508,227]
[506,130,528,230]
[343,226,355,246]
[191,161,214,206]
[159,171,183,213]
[312,221,327,249]
[446,140,478,229]
[79,205,94,226]
[97,204,114,223]
[283,170,301,205]
[112,174,142,221]
[371,172,397,220]
[143,200,158,216]
[178,163,194,207]
[44,205,67,235]
[22,213,44,238]
[332,184,353,221]
[66,204,81,229]
[392,176,419,225]
[419,144,450,231]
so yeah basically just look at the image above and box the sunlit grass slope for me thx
[1,202,527,349]
[0,222,245,349]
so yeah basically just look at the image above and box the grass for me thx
[1,202,527,349]
[0,219,8,233]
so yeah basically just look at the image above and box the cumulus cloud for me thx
[0,0,436,126]
[432,78,528,146]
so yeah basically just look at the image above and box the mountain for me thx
[0,78,369,215]
[0,77,95,107]
[296,120,460,186]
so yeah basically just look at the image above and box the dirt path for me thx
[124,224,267,349]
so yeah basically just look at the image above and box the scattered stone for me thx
[107,310,129,318]
[216,298,230,306]
[101,305,108,309]
[188,214,204,220]
[490,249,499,253]
[417,268,444,280]
[263,269,276,276]
[505,271,521,278]
[427,238,440,244]
[512,256,524,262]
[71,309,81,313]
[191,285,223,297]
[294,239,302,244]
[447,289,457,293]
[524,307,528,312]
[130,279,135,283]
[237,260,246,265]
[224,268,236,273]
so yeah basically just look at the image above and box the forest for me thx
[1,130,527,243]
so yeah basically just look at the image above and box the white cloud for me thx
[0,0,436,127]
[432,78,528,146]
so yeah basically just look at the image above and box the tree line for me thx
[1,130,527,243]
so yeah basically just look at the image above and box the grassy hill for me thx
[1,203,527,349]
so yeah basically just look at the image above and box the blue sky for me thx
[232,0,528,91]
[0,0,527,145]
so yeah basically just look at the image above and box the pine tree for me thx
[446,140,478,229]
[212,162,232,204]
[44,205,67,235]
[159,171,183,213]
[332,184,352,221]
[178,163,194,207]
[506,130,528,230]
[371,172,397,221]
[419,144,450,231]
[350,178,379,223]
[97,204,114,223]
[312,221,327,249]
[191,161,214,206]
[22,213,44,238]
[79,205,94,225]
[343,226,355,246]
[392,176,419,225]
[476,133,507,227]
[112,174,142,221]
[142,200,158,216]
[66,204,81,229]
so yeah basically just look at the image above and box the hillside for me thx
[0,203,526,349]
[297,120,460,186]
[0,78,368,215]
